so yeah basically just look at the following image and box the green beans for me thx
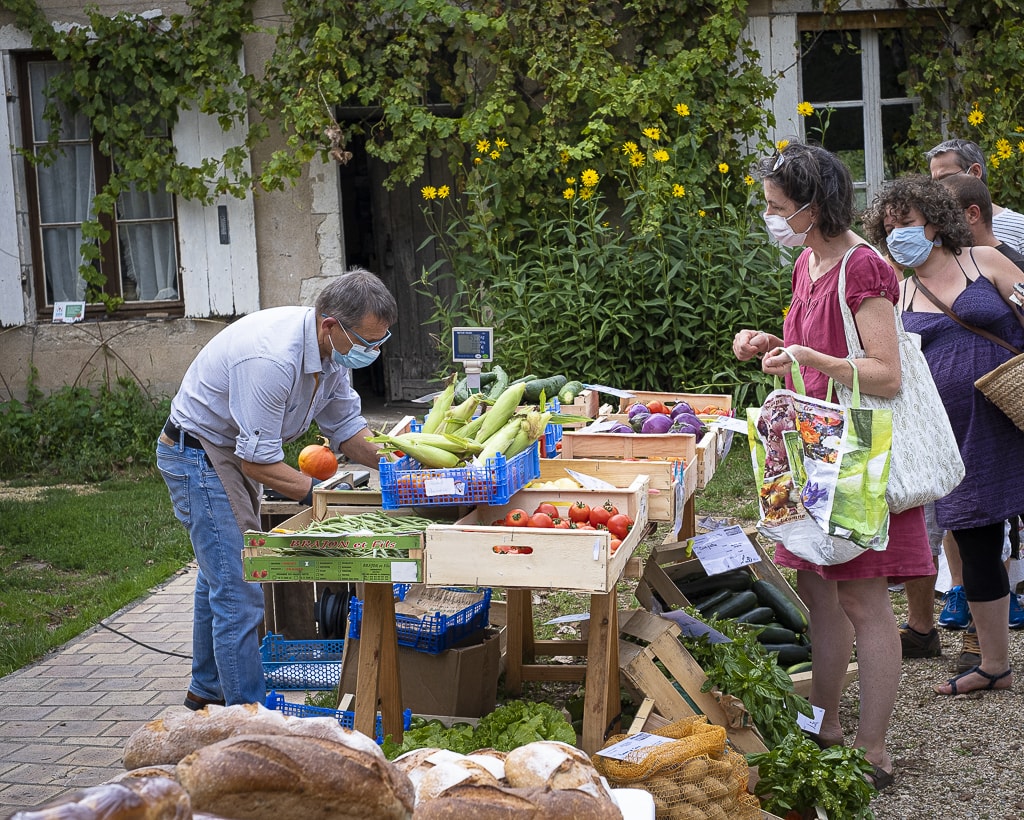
[299,512,438,535]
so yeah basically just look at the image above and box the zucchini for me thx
[761,642,812,666]
[708,589,759,620]
[558,380,585,404]
[485,365,510,400]
[676,568,752,599]
[523,374,568,404]
[693,588,734,614]
[751,579,809,633]
[453,375,471,404]
[786,661,814,675]
[734,606,775,625]
[756,624,799,644]
[508,373,538,387]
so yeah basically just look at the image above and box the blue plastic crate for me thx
[259,633,345,691]
[378,442,540,508]
[540,422,563,458]
[263,692,411,743]
[348,584,491,654]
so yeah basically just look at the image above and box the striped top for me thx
[992,206,1024,254]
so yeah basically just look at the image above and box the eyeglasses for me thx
[772,152,786,172]
[324,315,391,350]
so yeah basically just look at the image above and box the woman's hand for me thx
[762,345,800,376]
[733,329,779,361]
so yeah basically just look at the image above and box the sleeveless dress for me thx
[772,245,934,582]
[901,272,1024,530]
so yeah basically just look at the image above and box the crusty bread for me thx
[414,759,501,803]
[9,775,190,819]
[503,740,604,792]
[411,784,622,819]
[176,733,414,820]
[123,703,376,769]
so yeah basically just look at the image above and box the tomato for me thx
[528,512,554,528]
[505,508,529,527]
[575,522,596,530]
[491,518,505,526]
[646,400,670,415]
[568,501,591,523]
[590,500,618,527]
[609,538,623,554]
[535,502,559,519]
[606,513,631,539]
[551,517,572,529]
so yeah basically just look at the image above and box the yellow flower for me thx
[675,103,690,117]
[797,101,814,117]
[622,141,639,155]
[566,177,576,185]
[579,187,594,200]
[496,138,509,149]
[968,106,984,126]
[776,139,790,151]
[437,185,450,199]
[476,138,491,154]
[560,150,570,164]
[653,149,669,163]
[991,156,1001,169]
[698,209,706,217]
[490,150,500,160]
[718,162,729,174]
[642,127,661,141]
[581,168,599,187]
[563,187,576,200]
[744,174,755,186]
[421,186,437,200]
[672,184,685,198]
[1018,140,1024,154]
[1016,126,1024,133]
[996,138,1012,159]
[473,157,483,165]
[782,305,790,318]
[630,153,645,167]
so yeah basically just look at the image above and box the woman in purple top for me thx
[863,175,1024,697]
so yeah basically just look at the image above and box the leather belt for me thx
[163,419,206,451]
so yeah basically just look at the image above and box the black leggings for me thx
[953,522,1009,603]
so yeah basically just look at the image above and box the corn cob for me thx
[368,434,461,468]
[474,382,526,444]
[421,381,456,435]
[444,393,483,434]
[392,432,483,455]
[473,418,522,466]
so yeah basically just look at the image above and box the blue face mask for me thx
[887,225,939,268]
[330,335,380,369]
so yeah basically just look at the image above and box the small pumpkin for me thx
[298,436,338,480]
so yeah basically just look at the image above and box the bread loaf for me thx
[123,703,377,769]
[503,740,605,792]
[410,784,622,819]
[414,759,500,803]
[10,775,190,820]
[176,733,414,819]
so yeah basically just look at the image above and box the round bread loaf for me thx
[503,741,604,792]
[414,759,500,803]
[410,784,622,819]
[176,733,413,820]
[9,775,190,820]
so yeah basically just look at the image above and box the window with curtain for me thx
[21,57,182,315]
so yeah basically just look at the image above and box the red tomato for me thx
[535,502,559,519]
[646,400,669,415]
[551,517,572,529]
[568,501,591,523]
[589,502,616,527]
[609,538,623,554]
[575,522,596,530]
[491,518,505,526]
[528,512,554,528]
[606,513,631,539]
[505,508,529,527]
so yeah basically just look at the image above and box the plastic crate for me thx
[259,633,344,691]
[348,584,491,653]
[379,441,540,508]
[540,421,563,458]
[263,691,411,743]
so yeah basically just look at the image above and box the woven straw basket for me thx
[975,352,1024,432]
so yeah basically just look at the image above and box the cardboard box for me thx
[423,477,649,593]
[339,627,502,717]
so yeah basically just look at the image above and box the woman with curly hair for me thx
[733,142,935,790]
[862,174,1024,696]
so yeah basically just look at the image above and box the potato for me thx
[701,776,732,801]
[679,756,710,783]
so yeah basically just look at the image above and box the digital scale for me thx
[451,326,493,394]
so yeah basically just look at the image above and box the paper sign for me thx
[795,704,825,735]
[672,481,684,538]
[584,384,634,398]
[544,613,590,625]
[689,524,761,575]
[595,731,676,759]
[424,476,461,497]
[658,610,732,644]
[715,416,750,434]
[565,468,618,490]
[52,301,86,323]
[581,418,621,432]
[391,561,420,582]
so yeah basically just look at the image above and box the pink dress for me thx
[775,245,935,582]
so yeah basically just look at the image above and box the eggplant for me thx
[627,403,649,420]
[670,402,695,419]
[608,421,633,433]
[629,412,651,433]
[641,413,674,434]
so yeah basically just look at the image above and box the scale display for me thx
[451,327,493,362]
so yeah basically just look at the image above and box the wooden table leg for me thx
[504,589,532,696]
[353,583,403,742]
[581,591,620,754]
[680,491,696,539]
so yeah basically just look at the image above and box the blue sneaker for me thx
[938,585,970,630]
[1010,593,1024,630]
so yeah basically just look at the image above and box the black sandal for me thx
[866,764,894,791]
[937,665,1012,696]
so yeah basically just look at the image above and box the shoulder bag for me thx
[832,246,965,513]
[911,274,1024,433]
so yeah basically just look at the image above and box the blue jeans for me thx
[157,437,266,705]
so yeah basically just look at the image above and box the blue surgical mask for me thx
[887,225,940,268]
[330,335,380,369]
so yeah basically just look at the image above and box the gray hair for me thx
[925,138,988,182]
[315,267,399,328]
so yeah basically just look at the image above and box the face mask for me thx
[763,202,813,247]
[330,335,381,369]
[887,225,939,268]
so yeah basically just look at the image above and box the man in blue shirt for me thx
[157,267,398,709]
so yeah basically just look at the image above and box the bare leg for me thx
[944,531,964,586]
[935,596,1014,694]
[799,570,854,745]
[904,575,937,634]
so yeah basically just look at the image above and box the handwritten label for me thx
[795,704,824,735]
[584,384,634,398]
[596,731,675,760]
[566,468,618,490]
[689,524,761,575]
[424,476,461,497]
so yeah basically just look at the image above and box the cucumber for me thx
[734,606,775,625]
[558,380,585,404]
[453,375,471,404]
[756,624,799,644]
[485,365,510,400]
[508,373,538,387]
[761,642,812,666]
[708,589,758,620]
[751,579,809,633]
[786,661,814,675]
[523,375,568,404]
[693,588,734,614]
[676,568,752,599]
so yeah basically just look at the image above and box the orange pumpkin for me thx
[298,436,338,480]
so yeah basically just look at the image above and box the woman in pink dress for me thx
[732,141,935,790]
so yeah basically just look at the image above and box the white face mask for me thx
[763,202,813,247]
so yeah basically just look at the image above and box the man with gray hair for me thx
[927,138,1024,253]
[157,267,398,711]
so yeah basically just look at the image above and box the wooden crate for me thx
[616,609,768,754]
[618,391,733,415]
[422,476,649,593]
[561,427,696,462]
[563,388,600,419]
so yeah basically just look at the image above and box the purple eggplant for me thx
[629,412,651,433]
[669,402,695,419]
[608,422,634,434]
[627,403,650,420]
[641,413,674,434]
